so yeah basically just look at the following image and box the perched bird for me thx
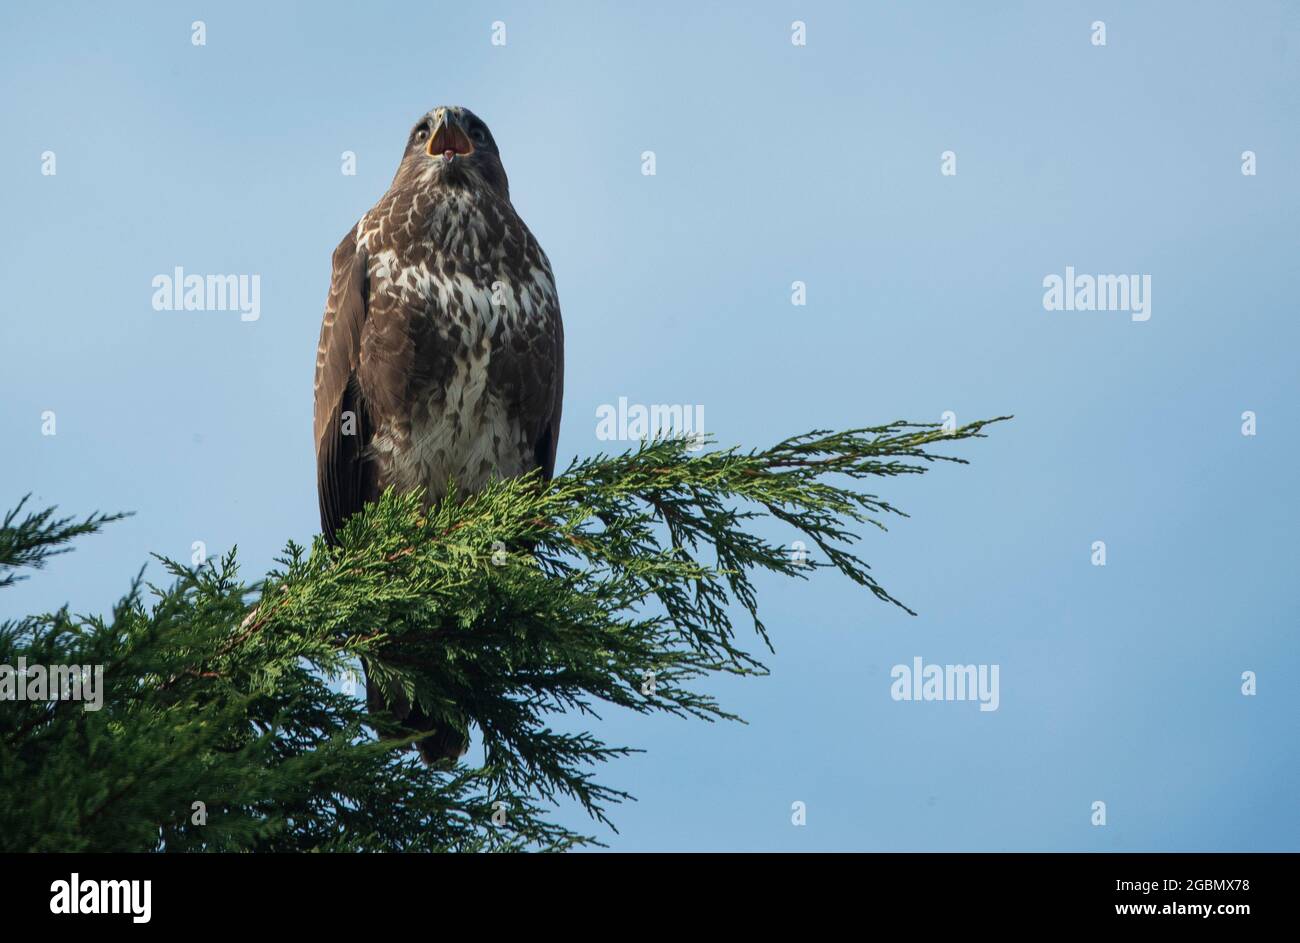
[312,106,564,763]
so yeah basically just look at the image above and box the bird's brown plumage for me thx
[312,106,564,762]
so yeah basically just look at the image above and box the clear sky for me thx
[1,1,1296,851]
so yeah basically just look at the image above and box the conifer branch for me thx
[0,418,1007,851]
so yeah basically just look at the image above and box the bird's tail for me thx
[364,662,468,766]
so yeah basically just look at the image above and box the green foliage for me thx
[0,419,1005,851]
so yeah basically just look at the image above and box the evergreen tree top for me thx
[0,419,1005,852]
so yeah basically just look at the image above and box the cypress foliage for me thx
[0,419,1005,851]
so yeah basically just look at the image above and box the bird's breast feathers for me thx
[353,191,560,502]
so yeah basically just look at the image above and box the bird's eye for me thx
[413,125,430,143]
[471,127,487,145]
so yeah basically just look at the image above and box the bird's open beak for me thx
[427,114,474,161]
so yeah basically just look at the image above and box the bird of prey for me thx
[313,106,564,764]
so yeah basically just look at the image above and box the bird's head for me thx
[392,105,509,198]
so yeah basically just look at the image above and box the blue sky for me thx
[1,1,1296,850]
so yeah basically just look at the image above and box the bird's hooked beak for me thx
[427,111,474,162]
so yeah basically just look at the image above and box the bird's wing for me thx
[313,229,372,543]
[536,312,564,480]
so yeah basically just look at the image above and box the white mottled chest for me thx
[369,259,535,500]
